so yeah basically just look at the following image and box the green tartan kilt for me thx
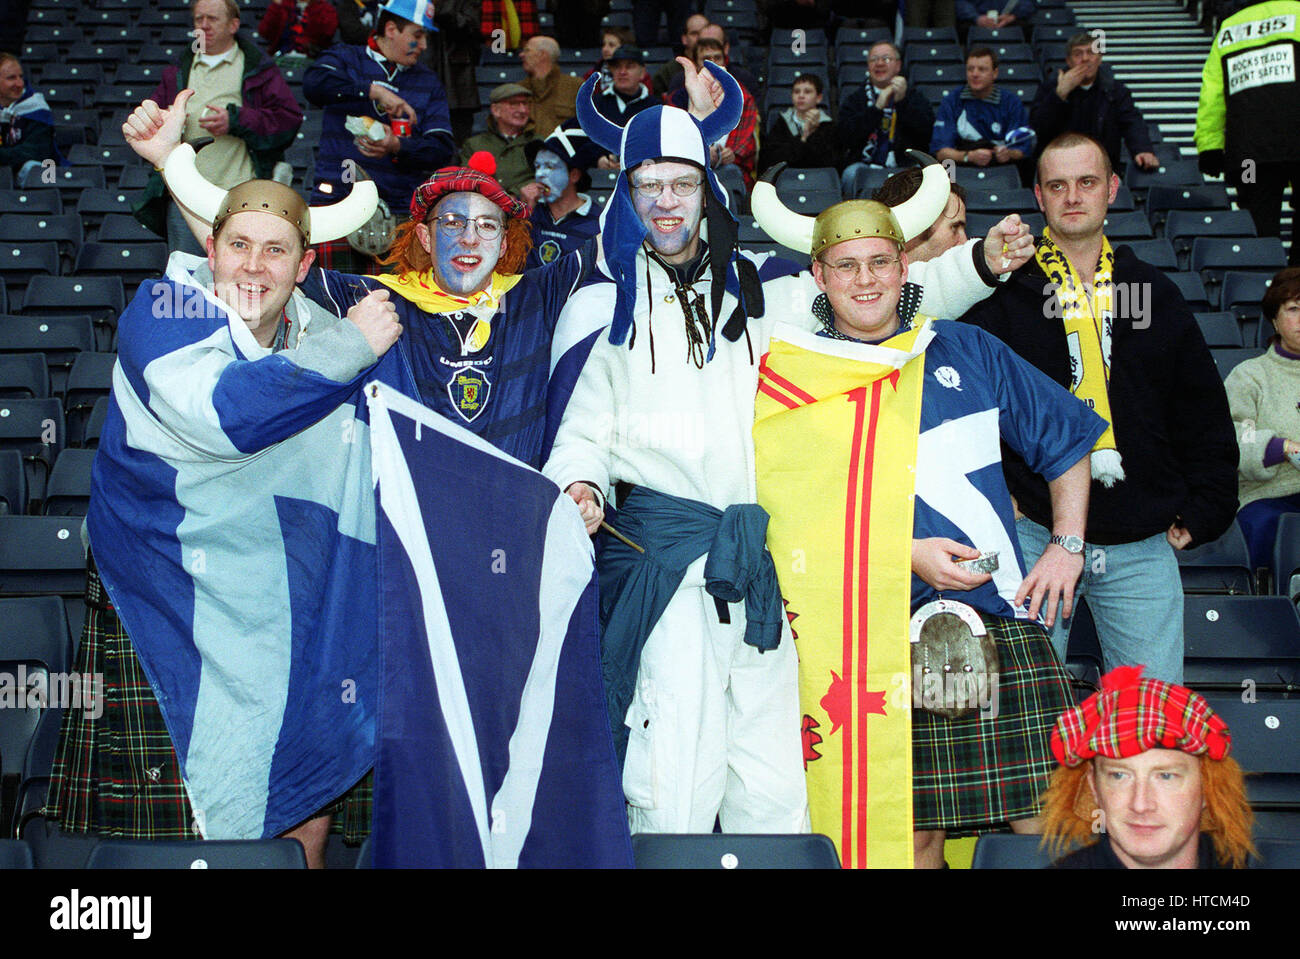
[47,563,373,844]
[911,614,1073,834]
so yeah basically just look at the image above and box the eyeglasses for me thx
[818,255,901,280]
[867,54,898,64]
[630,177,703,199]
[432,213,504,239]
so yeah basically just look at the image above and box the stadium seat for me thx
[904,42,964,67]
[82,397,109,450]
[971,833,1056,868]
[1166,210,1258,268]
[0,354,50,400]
[0,242,59,296]
[0,191,62,216]
[967,26,1020,43]
[952,166,1021,191]
[1166,272,1212,312]
[21,277,125,350]
[0,314,96,396]
[1177,519,1255,594]
[765,64,822,89]
[0,660,48,803]
[1062,597,1105,690]
[0,595,71,674]
[1182,595,1300,690]
[770,27,829,49]
[1201,695,1300,810]
[631,833,840,868]
[68,41,128,64]
[1119,238,1177,270]
[1193,312,1245,348]
[0,213,83,274]
[67,143,138,178]
[902,25,958,44]
[86,838,310,869]
[907,62,965,87]
[0,516,85,595]
[1146,183,1232,232]
[117,166,152,190]
[64,352,115,444]
[1126,160,1204,191]
[94,213,160,246]
[19,166,106,191]
[963,187,1037,213]
[112,63,169,86]
[0,450,25,515]
[1190,238,1287,308]
[19,813,98,868]
[0,398,63,498]
[1255,839,1300,868]
[1100,211,1153,240]
[1221,270,1273,330]
[768,46,829,68]
[75,189,140,231]
[967,211,1045,238]
[1272,513,1300,603]
[74,242,168,295]
[42,449,94,517]
[773,167,840,215]
[0,839,34,869]
[137,42,189,64]
[1212,347,1265,380]
[35,63,104,87]
[474,65,526,87]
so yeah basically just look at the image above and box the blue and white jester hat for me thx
[575,62,763,352]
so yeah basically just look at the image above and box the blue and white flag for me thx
[367,383,633,868]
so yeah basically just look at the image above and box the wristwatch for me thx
[1049,534,1085,554]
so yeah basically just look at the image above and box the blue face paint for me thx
[428,192,505,296]
[533,150,570,205]
[630,160,704,262]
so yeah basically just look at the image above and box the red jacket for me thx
[259,0,339,56]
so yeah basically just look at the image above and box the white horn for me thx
[161,143,226,225]
[892,151,952,242]
[308,181,379,244]
[751,165,815,254]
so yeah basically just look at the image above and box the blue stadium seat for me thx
[904,42,964,66]
[0,660,48,785]
[1272,513,1300,603]
[967,26,1021,44]
[770,28,829,49]
[0,354,50,400]
[1119,238,1177,270]
[81,397,109,450]
[1191,238,1287,308]
[1126,160,1204,191]
[112,63,169,87]
[1193,312,1245,348]
[86,838,310,869]
[1201,695,1300,810]
[1166,272,1212,312]
[768,46,829,68]
[95,213,161,246]
[1110,185,1137,212]
[1212,347,1265,380]
[74,242,168,294]
[1182,595,1300,690]
[907,62,965,86]
[19,166,106,191]
[0,191,63,216]
[34,63,104,87]
[64,352,115,446]
[1221,271,1274,329]
[1166,210,1257,268]
[963,187,1037,213]
[42,449,94,517]
[774,167,840,215]
[766,64,824,88]
[1255,839,1300,867]
[836,27,892,46]
[902,26,959,45]
[632,833,840,868]
[971,833,1056,868]
[0,398,63,499]
[0,516,85,596]
[0,450,25,516]
[0,595,71,674]
[0,314,96,396]
[0,242,59,296]
[0,839,34,869]
[953,166,1021,191]
[1178,519,1255,593]
[1100,210,1153,240]
[966,211,1045,237]
[1062,597,1105,688]
[75,189,140,231]
[21,277,124,350]
[0,214,83,274]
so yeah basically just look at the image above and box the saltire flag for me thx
[367,383,633,868]
[753,322,933,869]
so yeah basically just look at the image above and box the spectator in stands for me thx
[652,12,709,97]
[905,0,955,28]
[139,0,302,257]
[632,0,690,50]
[759,73,839,176]
[588,26,637,96]
[524,122,602,269]
[759,0,831,30]
[520,35,583,138]
[840,40,937,198]
[1196,1,1300,266]
[666,24,759,102]
[461,83,538,196]
[1030,32,1159,175]
[873,168,969,262]
[594,47,655,168]
[424,0,482,144]
[482,0,538,51]
[1224,267,1300,571]
[1041,666,1254,869]
[667,38,758,190]
[259,0,340,59]
[304,0,455,272]
[931,47,1032,171]
[336,0,381,45]
[49,93,394,869]
[955,0,1034,41]
[0,54,57,183]
[961,132,1239,684]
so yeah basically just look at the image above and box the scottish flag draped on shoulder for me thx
[88,252,381,839]
[367,383,632,868]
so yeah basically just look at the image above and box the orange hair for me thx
[377,216,533,278]
[1038,755,1256,868]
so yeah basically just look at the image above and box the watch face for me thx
[1054,535,1084,553]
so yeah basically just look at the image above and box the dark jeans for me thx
[1237,493,1300,572]
[1234,161,1300,265]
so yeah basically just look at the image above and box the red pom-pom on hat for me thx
[468,151,497,175]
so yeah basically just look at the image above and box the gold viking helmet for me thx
[752,150,951,259]
[161,142,378,244]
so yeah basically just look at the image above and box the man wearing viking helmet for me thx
[749,184,1105,867]
[543,61,1039,835]
[48,91,398,866]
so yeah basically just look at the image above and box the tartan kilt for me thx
[312,237,382,276]
[911,614,1073,834]
[47,563,373,844]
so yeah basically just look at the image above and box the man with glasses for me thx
[750,186,1101,866]
[840,41,937,198]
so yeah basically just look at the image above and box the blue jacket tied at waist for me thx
[597,485,783,762]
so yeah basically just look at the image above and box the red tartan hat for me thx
[409,151,529,222]
[1051,665,1231,767]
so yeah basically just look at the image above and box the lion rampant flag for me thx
[754,321,933,869]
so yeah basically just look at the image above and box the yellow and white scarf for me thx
[1036,228,1124,487]
[375,270,522,353]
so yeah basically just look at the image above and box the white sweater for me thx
[1225,343,1300,507]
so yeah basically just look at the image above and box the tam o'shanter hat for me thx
[752,150,952,259]
[1051,665,1232,768]
[409,151,529,223]
[575,61,763,354]
[163,143,377,243]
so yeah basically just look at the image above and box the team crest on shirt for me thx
[538,239,562,264]
[447,366,492,423]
